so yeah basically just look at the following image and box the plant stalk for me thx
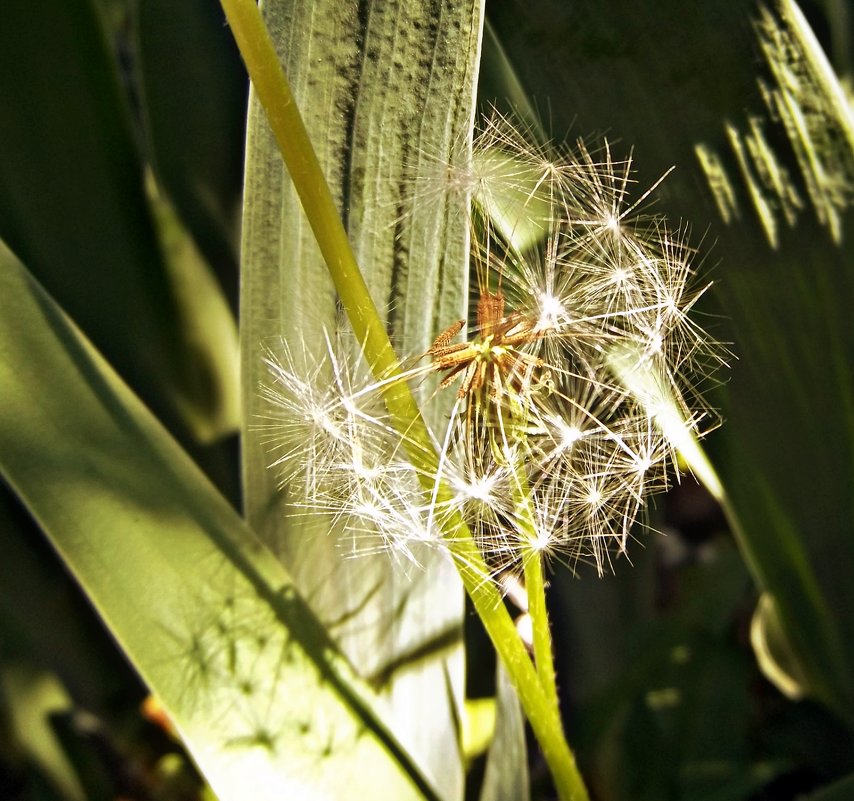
[524,549,560,713]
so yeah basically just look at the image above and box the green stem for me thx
[493,410,561,715]
[524,549,560,714]
[509,452,560,714]
[444,528,587,801]
[220,2,589,798]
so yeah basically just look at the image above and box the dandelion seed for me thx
[556,420,583,450]
[536,291,569,332]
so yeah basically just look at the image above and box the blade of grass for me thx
[0,0,236,443]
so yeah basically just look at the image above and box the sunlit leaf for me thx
[240,1,485,794]
[750,591,810,700]
[0,666,85,801]
[0,242,436,801]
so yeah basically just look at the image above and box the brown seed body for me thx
[429,291,545,399]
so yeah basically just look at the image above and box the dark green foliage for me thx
[2,0,854,799]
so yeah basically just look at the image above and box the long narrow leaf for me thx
[240,1,485,794]
[135,0,246,292]
[0,241,436,801]
[0,0,236,442]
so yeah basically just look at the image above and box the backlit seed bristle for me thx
[259,111,725,580]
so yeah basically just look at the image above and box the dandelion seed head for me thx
[633,455,653,475]
[645,328,665,355]
[261,110,724,580]
[310,405,342,439]
[352,498,383,522]
[605,212,621,234]
[612,267,630,287]
[348,444,383,481]
[528,524,553,555]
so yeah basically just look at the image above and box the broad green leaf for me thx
[240,1,485,795]
[145,174,240,444]
[487,0,854,721]
[0,242,436,801]
[0,0,237,443]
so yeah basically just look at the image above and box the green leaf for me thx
[470,147,557,252]
[240,1,484,796]
[0,242,436,801]
[801,772,854,801]
[0,666,85,801]
[486,0,854,722]
[0,0,237,443]
[0,487,128,710]
[479,665,530,801]
[145,175,240,443]
[478,19,543,135]
[750,592,811,701]
[135,0,246,294]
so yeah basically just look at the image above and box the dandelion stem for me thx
[510,452,560,714]
[524,549,560,713]
[220,2,589,799]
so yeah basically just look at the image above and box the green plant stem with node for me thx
[218,0,589,799]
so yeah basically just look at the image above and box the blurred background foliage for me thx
[1,0,854,800]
